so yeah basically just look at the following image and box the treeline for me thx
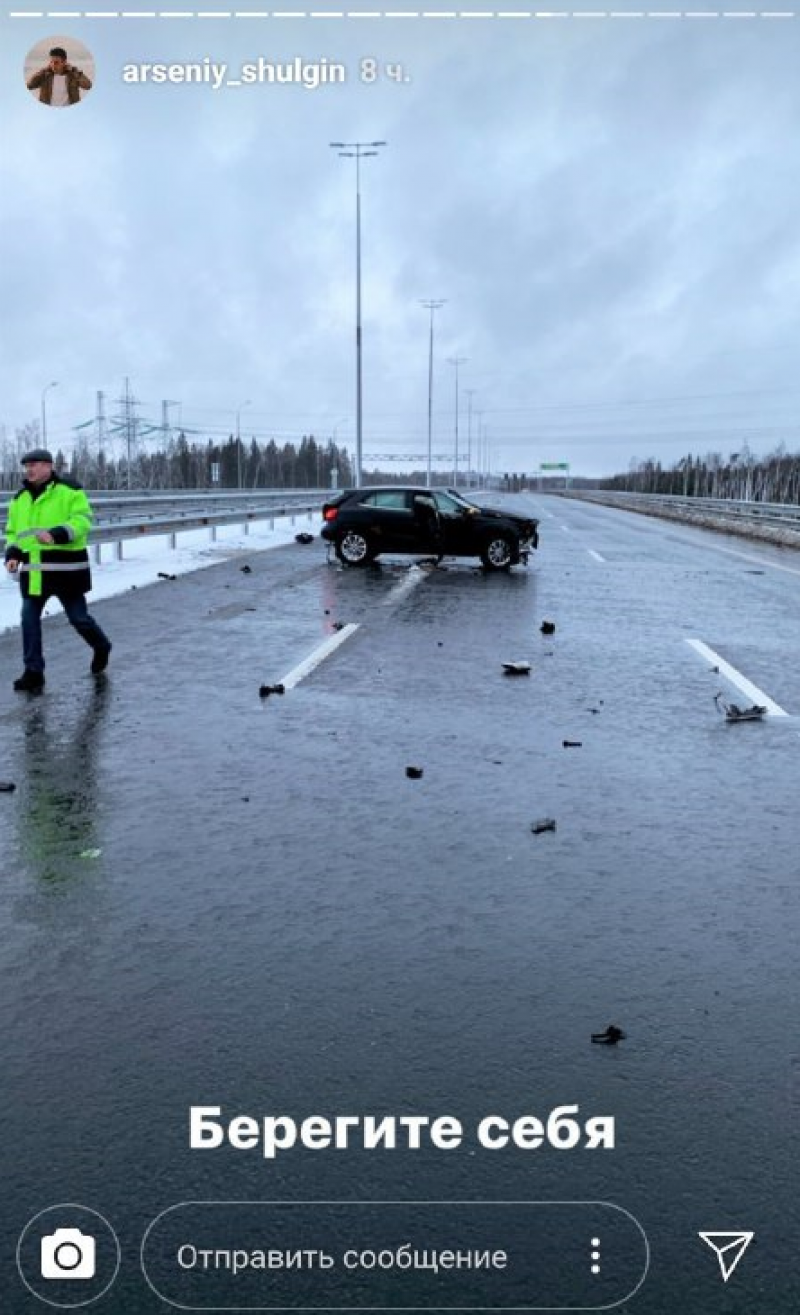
[7,421,800,503]
[0,430,354,491]
[599,446,800,503]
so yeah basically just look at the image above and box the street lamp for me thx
[327,417,348,489]
[236,399,251,489]
[330,140,387,489]
[420,300,446,488]
[475,411,484,487]
[465,389,476,489]
[447,356,467,488]
[41,380,58,447]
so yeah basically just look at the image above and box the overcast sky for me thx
[2,4,800,479]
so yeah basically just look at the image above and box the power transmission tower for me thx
[161,400,180,443]
[113,377,142,490]
[95,390,108,480]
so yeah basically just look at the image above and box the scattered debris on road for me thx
[714,693,767,722]
[295,532,314,544]
[562,739,583,748]
[157,572,177,581]
[540,620,556,635]
[259,683,286,698]
[592,1025,626,1045]
[405,766,424,779]
[332,621,345,631]
[587,707,601,715]
[0,781,16,793]
[502,661,531,675]
[240,564,252,574]
[530,818,557,834]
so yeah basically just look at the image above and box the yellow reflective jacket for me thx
[4,475,94,599]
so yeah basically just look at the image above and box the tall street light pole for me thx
[236,400,251,490]
[41,380,58,448]
[420,300,446,488]
[475,411,484,487]
[329,417,348,489]
[330,140,386,489]
[447,355,467,488]
[465,389,476,489]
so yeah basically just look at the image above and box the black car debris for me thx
[321,487,539,570]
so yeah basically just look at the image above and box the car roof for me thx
[348,485,434,495]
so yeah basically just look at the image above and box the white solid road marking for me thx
[587,548,605,562]
[279,623,359,690]
[578,497,800,579]
[8,8,800,17]
[685,638,789,716]
[708,542,800,579]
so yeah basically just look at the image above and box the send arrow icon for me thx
[699,1232,754,1282]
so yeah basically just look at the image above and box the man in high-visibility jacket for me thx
[4,449,112,692]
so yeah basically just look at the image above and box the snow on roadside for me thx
[0,510,322,636]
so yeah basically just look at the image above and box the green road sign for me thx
[539,462,570,471]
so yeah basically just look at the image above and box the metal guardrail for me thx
[0,488,331,520]
[560,490,800,532]
[1,499,327,561]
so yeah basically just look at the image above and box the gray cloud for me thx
[2,11,800,476]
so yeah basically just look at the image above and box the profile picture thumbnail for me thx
[25,35,94,107]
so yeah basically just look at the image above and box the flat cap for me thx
[21,449,54,464]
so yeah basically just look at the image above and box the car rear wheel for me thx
[480,534,515,570]
[336,530,375,566]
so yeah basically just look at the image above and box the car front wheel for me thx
[480,534,516,570]
[336,530,375,566]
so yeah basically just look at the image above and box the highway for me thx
[0,493,797,1313]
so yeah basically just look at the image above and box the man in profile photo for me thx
[27,46,91,105]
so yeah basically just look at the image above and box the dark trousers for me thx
[21,594,110,675]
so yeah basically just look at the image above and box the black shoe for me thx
[90,643,112,675]
[13,670,44,692]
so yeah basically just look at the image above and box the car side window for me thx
[358,492,410,510]
[431,492,462,516]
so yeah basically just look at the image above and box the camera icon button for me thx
[16,1204,120,1309]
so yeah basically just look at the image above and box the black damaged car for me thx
[321,486,539,570]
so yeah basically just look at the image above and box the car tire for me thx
[480,534,516,570]
[335,530,375,566]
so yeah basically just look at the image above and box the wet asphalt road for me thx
[1,494,798,1313]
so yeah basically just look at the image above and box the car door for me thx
[355,490,418,552]
[410,492,442,553]
[431,491,478,556]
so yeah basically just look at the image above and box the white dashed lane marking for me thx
[685,638,789,717]
[279,622,359,689]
